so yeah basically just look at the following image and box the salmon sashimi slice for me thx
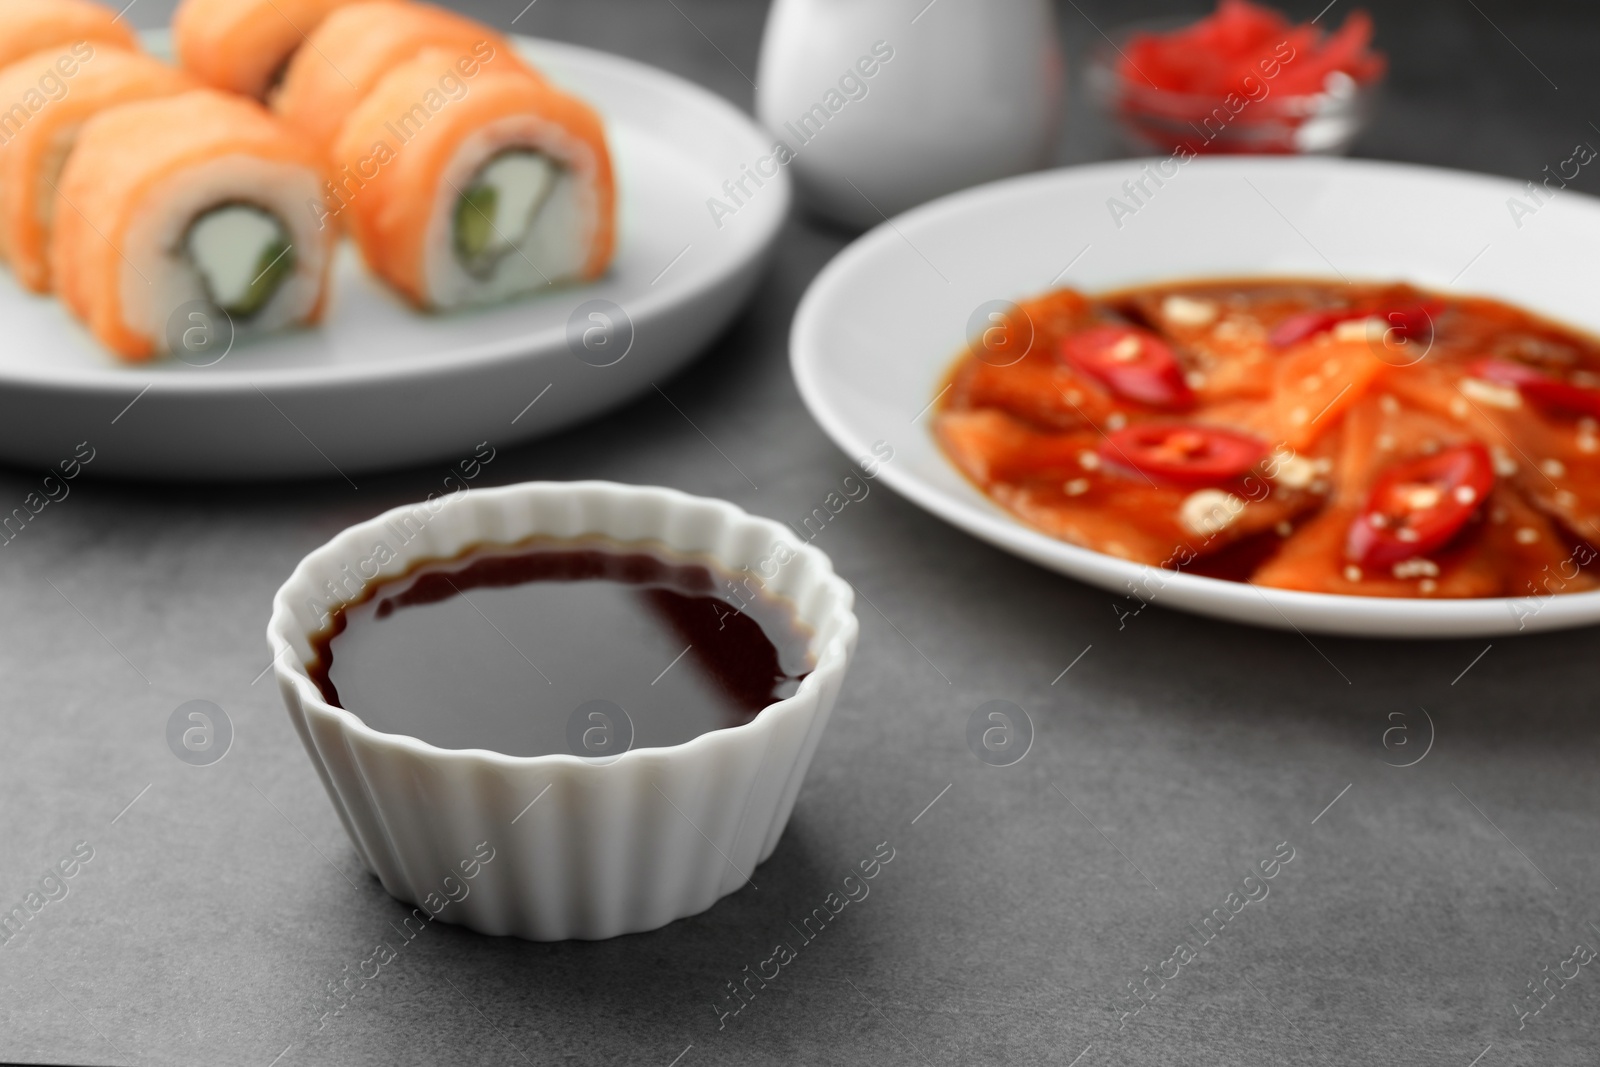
[1013,287,1096,340]
[1252,330,1388,450]
[1330,393,1483,506]
[946,354,1121,432]
[942,287,1111,429]
[1251,486,1593,597]
[936,409,1324,565]
[1385,363,1600,544]
[935,408,1097,484]
[1110,287,1275,403]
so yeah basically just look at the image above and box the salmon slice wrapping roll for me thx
[329,51,614,310]
[0,47,194,291]
[52,90,335,361]
[172,0,359,101]
[0,0,138,72]
[274,1,537,154]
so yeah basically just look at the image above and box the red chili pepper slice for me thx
[1384,302,1444,342]
[1099,423,1269,486]
[1469,358,1600,419]
[1345,443,1494,568]
[1268,302,1442,349]
[1268,310,1358,349]
[1060,325,1195,410]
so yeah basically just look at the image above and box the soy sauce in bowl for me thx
[307,538,814,758]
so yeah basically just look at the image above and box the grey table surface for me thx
[3,1,1599,1065]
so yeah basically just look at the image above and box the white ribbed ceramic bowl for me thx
[267,482,858,941]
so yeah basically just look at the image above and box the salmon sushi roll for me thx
[274,1,536,155]
[0,0,138,73]
[329,51,614,310]
[52,90,335,361]
[172,0,361,102]
[0,47,194,291]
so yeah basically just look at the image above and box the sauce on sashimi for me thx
[934,278,1600,599]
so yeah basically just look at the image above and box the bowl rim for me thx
[267,480,859,766]
[788,155,1600,637]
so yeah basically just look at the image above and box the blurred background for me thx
[127,0,1600,190]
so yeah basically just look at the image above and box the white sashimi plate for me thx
[0,36,788,479]
[791,157,1600,637]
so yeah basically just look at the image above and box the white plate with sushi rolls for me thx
[0,1,790,479]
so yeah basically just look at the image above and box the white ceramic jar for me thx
[755,0,1064,229]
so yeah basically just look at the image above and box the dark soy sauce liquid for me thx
[308,539,814,757]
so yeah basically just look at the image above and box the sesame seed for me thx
[1065,478,1090,497]
[1079,451,1101,470]
[1344,565,1363,582]
[1515,527,1539,544]
[1419,578,1438,594]
[1273,455,1316,489]
[1392,558,1441,579]
[1541,458,1567,478]
[1106,412,1127,431]
[1109,336,1143,362]
[1401,486,1443,509]
[1454,485,1477,506]
[1333,318,1381,343]
[1178,489,1245,537]
[1459,378,1523,410]
[1161,295,1218,326]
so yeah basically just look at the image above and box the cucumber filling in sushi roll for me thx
[183,203,296,319]
[452,149,562,280]
[420,126,601,309]
[444,144,588,301]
